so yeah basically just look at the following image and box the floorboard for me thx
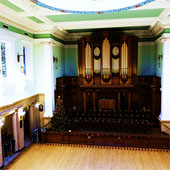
[4,144,170,170]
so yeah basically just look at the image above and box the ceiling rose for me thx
[29,0,155,14]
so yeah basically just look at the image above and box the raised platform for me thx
[41,130,169,149]
[160,120,170,135]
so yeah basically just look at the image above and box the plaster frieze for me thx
[51,27,68,40]
[64,32,92,41]
[0,15,34,33]
[55,18,158,31]
[36,38,64,47]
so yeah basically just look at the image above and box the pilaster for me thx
[0,118,4,167]
[159,34,170,135]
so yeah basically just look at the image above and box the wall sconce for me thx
[17,53,23,63]
[158,54,162,68]
[20,66,24,73]
[53,56,58,69]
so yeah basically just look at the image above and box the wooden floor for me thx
[5,144,170,170]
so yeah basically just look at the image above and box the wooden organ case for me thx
[56,30,161,120]
[78,31,138,112]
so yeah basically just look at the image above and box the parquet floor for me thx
[4,144,170,170]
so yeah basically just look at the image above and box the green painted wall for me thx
[33,43,45,93]
[53,45,64,88]
[138,43,156,76]
[64,46,78,76]
[155,41,163,77]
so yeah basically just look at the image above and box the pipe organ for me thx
[78,31,138,85]
[56,30,161,120]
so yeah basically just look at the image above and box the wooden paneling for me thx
[41,132,169,149]
[98,99,116,110]
[55,76,161,121]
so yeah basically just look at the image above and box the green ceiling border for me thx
[34,34,65,44]
[0,21,34,38]
[164,28,170,33]
[47,9,164,23]
[28,16,44,23]
[0,0,24,12]
[1,21,170,44]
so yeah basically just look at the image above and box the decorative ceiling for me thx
[0,0,170,42]
[29,0,154,14]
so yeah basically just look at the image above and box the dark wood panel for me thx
[55,76,161,122]
[41,132,169,149]
[98,99,116,110]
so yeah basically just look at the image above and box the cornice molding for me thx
[64,32,92,41]
[51,27,68,40]
[0,15,35,33]
[149,21,165,36]
[35,38,64,47]
[55,17,158,31]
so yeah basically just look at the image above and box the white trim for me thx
[34,38,64,47]
[55,17,158,30]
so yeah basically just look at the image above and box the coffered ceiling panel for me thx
[0,0,170,41]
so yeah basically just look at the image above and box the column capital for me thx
[40,41,56,47]
[159,33,170,43]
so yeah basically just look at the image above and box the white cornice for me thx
[55,17,158,30]
[64,32,92,41]
[7,0,53,28]
[34,38,64,47]
[149,21,165,36]
[0,0,170,40]
[51,27,68,40]
[0,15,35,33]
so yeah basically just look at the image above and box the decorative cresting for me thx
[85,43,92,83]
[102,38,111,82]
[28,0,155,14]
[121,41,128,84]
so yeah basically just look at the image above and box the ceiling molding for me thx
[51,27,68,40]
[7,0,54,28]
[55,17,158,31]
[149,21,165,36]
[0,0,170,42]
[64,32,92,41]
[0,15,34,33]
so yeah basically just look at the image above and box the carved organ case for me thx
[78,31,138,85]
